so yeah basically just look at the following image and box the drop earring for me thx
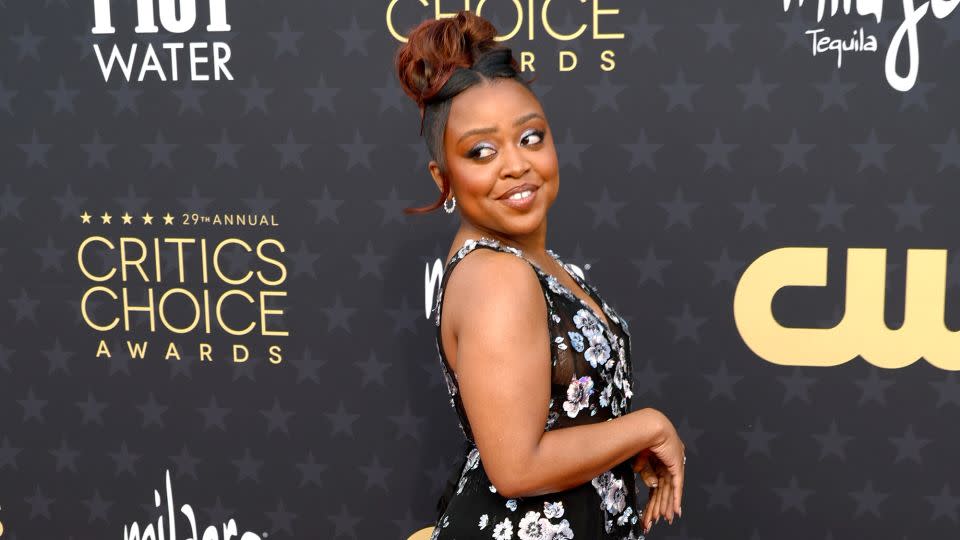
[443,196,456,213]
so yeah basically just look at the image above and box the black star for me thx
[925,484,960,522]
[704,361,746,403]
[50,438,80,472]
[169,445,201,479]
[772,475,813,514]
[703,472,739,509]
[260,398,295,434]
[812,419,853,461]
[738,416,777,457]
[25,484,54,519]
[107,441,140,476]
[295,451,328,487]
[849,480,890,518]
[666,303,707,343]
[889,424,932,464]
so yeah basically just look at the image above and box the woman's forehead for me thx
[448,81,542,128]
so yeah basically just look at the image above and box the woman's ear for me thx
[428,160,445,193]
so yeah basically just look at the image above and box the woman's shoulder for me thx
[438,239,548,329]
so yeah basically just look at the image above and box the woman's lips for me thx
[498,186,538,210]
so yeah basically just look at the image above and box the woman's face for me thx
[430,79,559,239]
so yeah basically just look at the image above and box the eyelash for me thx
[468,129,546,160]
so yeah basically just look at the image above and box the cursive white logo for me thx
[123,469,261,540]
[783,0,959,91]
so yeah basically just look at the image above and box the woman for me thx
[395,10,686,539]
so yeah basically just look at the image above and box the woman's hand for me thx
[632,412,686,533]
[632,449,661,534]
[634,451,673,534]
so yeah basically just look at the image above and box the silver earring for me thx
[443,196,456,213]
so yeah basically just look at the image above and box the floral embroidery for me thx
[591,471,627,516]
[545,409,559,429]
[563,375,593,418]
[506,499,518,511]
[517,511,554,540]
[567,331,585,352]
[544,501,564,519]
[479,514,489,529]
[492,516,514,540]
[553,519,574,539]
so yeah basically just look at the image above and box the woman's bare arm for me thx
[445,249,665,499]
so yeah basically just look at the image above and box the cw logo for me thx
[734,247,960,371]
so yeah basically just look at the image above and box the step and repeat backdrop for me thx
[2,1,959,539]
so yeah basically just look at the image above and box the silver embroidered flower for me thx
[543,501,564,519]
[585,339,612,370]
[545,409,559,429]
[479,514,489,530]
[506,499,518,511]
[563,375,594,418]
[591,471,627,515]
[573,309,604,339]
[464,447,480,472]
[553,519,574,540]
[598,383,613,408]
[492,517,514,540]
[566,331,585,352]
[517,511,554,540]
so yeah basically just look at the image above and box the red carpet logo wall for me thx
[387,0,626,72]
[735,247,960,371]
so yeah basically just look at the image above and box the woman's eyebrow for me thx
[457,112,544,143]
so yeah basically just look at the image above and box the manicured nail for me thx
[679,506,682,518]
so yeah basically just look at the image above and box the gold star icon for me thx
[100,212,112,224]
[163,212,174,225]
[121,212,133,224]
[142,212,154,225]
[80,211,92,224]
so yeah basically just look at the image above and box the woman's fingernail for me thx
[679,506,682,518]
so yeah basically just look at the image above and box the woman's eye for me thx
[470,146,495,159]
[468,129,544,160]
[523,129,545,145]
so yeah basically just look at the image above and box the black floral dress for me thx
[431,236,645,540]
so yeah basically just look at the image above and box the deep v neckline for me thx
[544,250,617,335]
[462,236,617,335]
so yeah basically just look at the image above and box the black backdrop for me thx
[2,1,959,539]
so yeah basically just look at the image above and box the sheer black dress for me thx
[430,236,645,540]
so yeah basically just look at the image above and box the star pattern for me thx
[0,3,958,540]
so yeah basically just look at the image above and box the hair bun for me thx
[395,10,500,108]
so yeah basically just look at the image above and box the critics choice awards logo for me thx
[386,0,626,72]
[75,210,288,368]
[90,0,234,83]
